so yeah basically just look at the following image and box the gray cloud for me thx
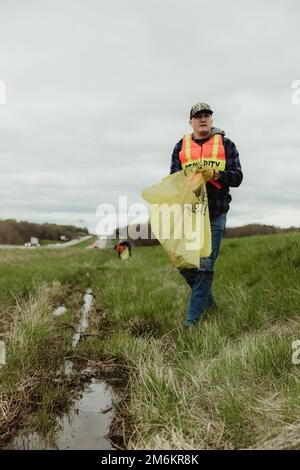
[0,0,300,233]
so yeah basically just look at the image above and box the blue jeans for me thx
[179,212,227,325]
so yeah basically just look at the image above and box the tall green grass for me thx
[0,246,111,444]
[89,232,300,449]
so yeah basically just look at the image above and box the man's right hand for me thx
[198,165,214,181]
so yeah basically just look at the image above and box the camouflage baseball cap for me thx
[190,102,213,119]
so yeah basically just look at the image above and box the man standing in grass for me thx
[170,102,243,327]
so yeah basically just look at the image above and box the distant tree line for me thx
[225,224,300,238]
[0,219,88,245]
[112,223,300,246]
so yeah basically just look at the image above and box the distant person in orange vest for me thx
[170,102,243,328]
[114,240,132,258]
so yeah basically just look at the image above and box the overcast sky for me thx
[0,0,299,234]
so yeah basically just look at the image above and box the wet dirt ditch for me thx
[9,288,115,450]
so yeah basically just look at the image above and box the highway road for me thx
[0,235,93,249]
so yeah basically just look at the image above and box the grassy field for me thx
[0,232,300,449]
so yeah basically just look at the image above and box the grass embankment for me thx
[1,233,300,449]
[39,239,64,245]
[71,235,98,249]
[82,232,300,450]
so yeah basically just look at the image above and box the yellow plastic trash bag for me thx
[120,246,130,260]
[142,169,211,269]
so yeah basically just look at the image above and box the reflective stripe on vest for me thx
[179,133,226,189]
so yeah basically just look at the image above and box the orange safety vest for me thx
[179,133,226,189]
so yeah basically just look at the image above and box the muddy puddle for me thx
[12,379,112,450]
[12,288,114,450]
[72,288,93,349]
